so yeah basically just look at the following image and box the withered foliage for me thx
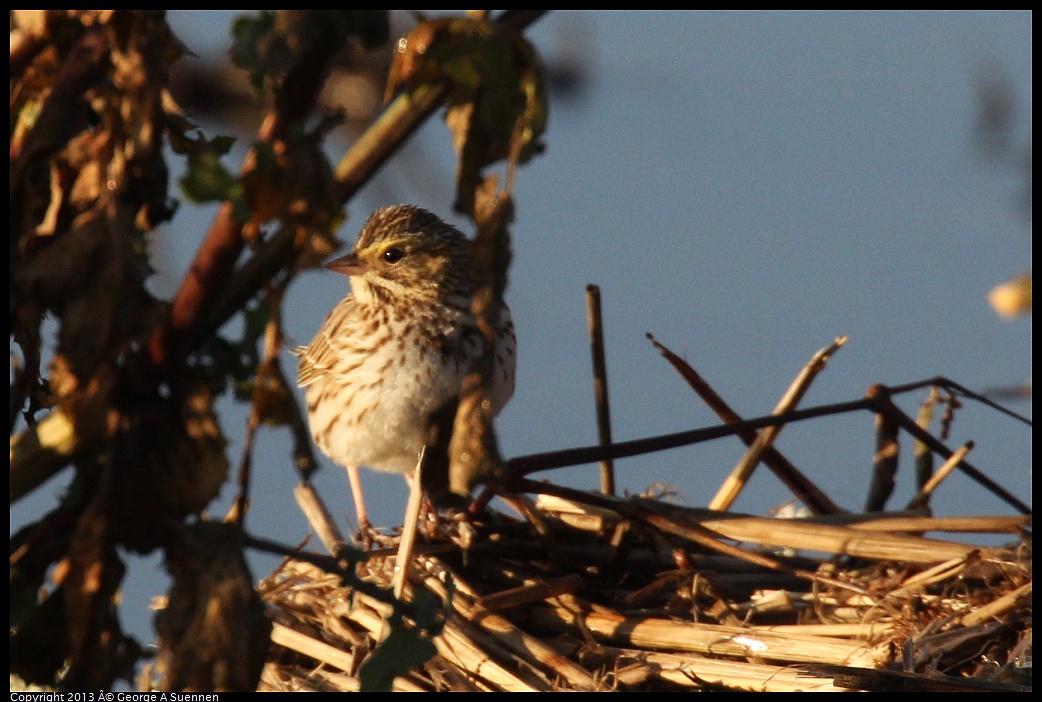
[9,9,388,691]
[10,11,235,691]
[10,9,546,692]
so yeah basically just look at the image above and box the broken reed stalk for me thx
[270,622,358,679]
[585,284,616,495]
[394,447,427,599]
[710,336,848,511]
[803,512,1026,534]
[647,333,840,515]
[531,488,1022,565]
[866,403,900,511]
[960,581,1032,628]
[864,385,1030,515]
[913,387,939,491]
[905,441,973,510]
[527,606,881,667]
[293,481,349,556]
[597,647,850,692]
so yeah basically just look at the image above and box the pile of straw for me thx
[257,485,1030,692]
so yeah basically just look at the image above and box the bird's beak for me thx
[325,253,366,276]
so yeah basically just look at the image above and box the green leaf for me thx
[358,623,437,692]
[231,11,279,95]
[358,587,448,692]
[178,136,250,220]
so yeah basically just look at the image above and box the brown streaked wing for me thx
[295,295,373,387]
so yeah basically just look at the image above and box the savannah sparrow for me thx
[295,205,516,516]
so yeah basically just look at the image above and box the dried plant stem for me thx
[293,482,348,557]
[601,647,851,692]
[476,574,584,611]
[808,513,1027,534]
[232,412,260,526]
[865,385,1030,515]
[585,284,616,495]
[913,387,939,490]
[270,621,358,676]
[394,448,427,599]
[960,581,1031,627]
[415,558,606,691]
[648,333,840,514]
[431,616,542,691]
[891,555,972,596]
[905,441,973,510]
[535,490,988,564]
[530,605,881,668]
[332,82,446,202]
[710,336,848,511]
[866,407,900,511]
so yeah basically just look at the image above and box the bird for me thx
[295,204,516,530]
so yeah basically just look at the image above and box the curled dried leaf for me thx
[387,17,548,211]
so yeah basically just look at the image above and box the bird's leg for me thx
[345,464,374,546]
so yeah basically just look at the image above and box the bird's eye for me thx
[382,247,406,264]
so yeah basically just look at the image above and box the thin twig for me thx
[886,376,1031,426]
[232,413,259,527]
[865,404,900,512]
[585,284,615,495]
[505,397,873,478]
